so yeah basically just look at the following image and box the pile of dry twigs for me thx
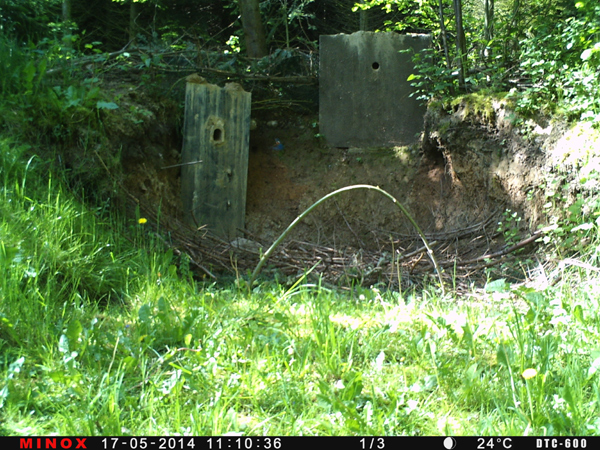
[137,200,541,291]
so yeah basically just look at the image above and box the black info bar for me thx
[6,436,594,450]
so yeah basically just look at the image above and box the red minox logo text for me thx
[19,438,87,449]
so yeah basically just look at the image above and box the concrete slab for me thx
[319,31,430,148]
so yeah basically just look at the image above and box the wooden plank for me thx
[181,77,251,239]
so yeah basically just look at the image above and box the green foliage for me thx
[2,148,600,433]
[540,190,600,258]
[376,0,600,127]
[512,3,600,123]
[262,0,317,49]
[0,0,61,42]
[0,141,131,307]
[2,0,596,132]
[137,295,206,349]
[0,34,120,143]
[353,0,439,33]
[406,48,457,102]
[3,0,600,438]
[482,278,600,433]
[533,122,600,259]
[497,209,524,248]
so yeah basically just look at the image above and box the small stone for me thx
[230,238,262,254]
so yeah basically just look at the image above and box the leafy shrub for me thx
[509,3,600,123]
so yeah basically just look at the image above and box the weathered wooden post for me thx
[181,75,251,239]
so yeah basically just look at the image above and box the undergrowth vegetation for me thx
[2,134,600,435]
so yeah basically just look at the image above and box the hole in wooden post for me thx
[213,128,223,142]
[372,62,380,70]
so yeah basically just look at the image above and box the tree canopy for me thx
[0,0,598,123]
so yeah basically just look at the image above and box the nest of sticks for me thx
[142,203,541,291]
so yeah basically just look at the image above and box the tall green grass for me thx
[2,140,600,435]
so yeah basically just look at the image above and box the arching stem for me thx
[248,184,445,295]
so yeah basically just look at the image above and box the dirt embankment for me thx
[241,94,552,250]
[418,95,550,232]
[65,82,565,285]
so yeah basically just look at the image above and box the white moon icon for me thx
[443,437,456,449]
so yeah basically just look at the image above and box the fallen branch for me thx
[556,257,600,272]
[398,241,439,262]
[196,67,316,84]
[46,41,135,76]
[449,230,543,267]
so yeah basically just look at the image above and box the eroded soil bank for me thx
[62,81,572,285]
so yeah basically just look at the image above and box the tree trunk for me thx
[438,0,451,70]
[359,0,369,31]
[129,0,139,46]
[238,0,268,58]
[453,0,467,90]
[511,0,521,29]
[506,0,521,61]
[482,0,494,61]
[62,0,71,21]
[62,0,72,48]
[483,0,494,41]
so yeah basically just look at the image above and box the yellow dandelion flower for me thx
[522,368,537,379]
[138,218,147,224]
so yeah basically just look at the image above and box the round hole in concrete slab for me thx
[213,128,223,142]
[372,62,380,70]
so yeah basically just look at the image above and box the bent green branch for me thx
[248,184,445,294]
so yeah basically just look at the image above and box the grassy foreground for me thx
[1,139,600,436]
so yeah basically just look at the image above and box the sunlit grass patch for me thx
[3,136,600,435]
